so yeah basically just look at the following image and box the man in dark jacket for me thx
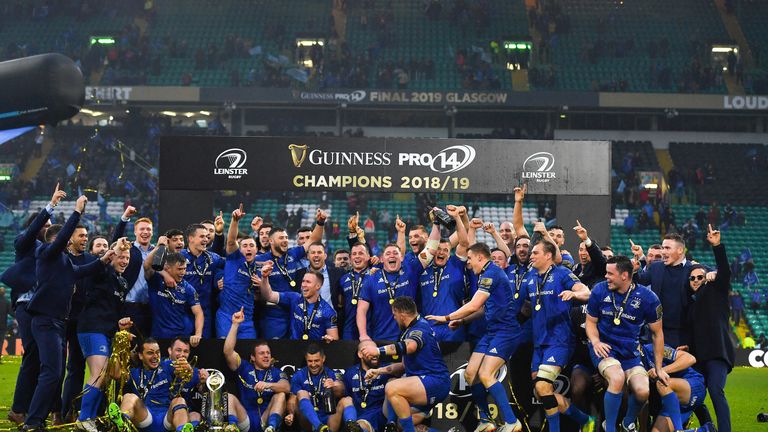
[1,183,63,424]
[686,224,733,432]
[572,220,607,288]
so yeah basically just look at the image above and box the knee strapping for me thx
[625,366,648,384]
[597,357,621,377]
[137,411,153,429]
[536,364,560,383]
[237,417,250,432]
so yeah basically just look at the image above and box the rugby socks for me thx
[299,398,322,430]
[660,392,684,430]
[564,403,590,425]
[267,413,282,429]
[398,416,416,432]
[487,382,518,424]
[603,391,623,432]
[622,393,643,428]
[343,405,358,422]
[78,384,103,421]
[191,420,201,428]
[471,383,492,419]
[227,415,238,425]
[384,400,398,422]
[546,412,561,432]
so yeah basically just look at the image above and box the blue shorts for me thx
[143,406,169,432]
[358,409,385,431]
[245,410,265,432]
[216,309,257,339]
[588,343,642,371]
[474,330,528,360]
[681,376,707,415]
[531,344,574,373]
[78,332,111,357]
[412,374,450,414]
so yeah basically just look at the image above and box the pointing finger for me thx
[629,239,636,247]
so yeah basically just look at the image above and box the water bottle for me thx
[151,244,167,271]
[320,386,336,414]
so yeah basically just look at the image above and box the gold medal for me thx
[257,397,263,404]
[360,402,367,408]
[514,293,519,299]
[389,298,394,305]
[302,334,309,340]
[314,406,319,411]
[613,317,621,326]
[351,298,358,305]
[534,303,541,311]
[391,355,399,360]
[290,280,296,287]
[432,291,438,297]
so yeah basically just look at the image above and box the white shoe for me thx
[75,420,99,432]
[497,421,522,432]
[473,420,497,432]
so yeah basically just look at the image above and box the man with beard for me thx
[339,340,395,432]
[586,256,666,432]
[216,204,261,338]
[339,243,376,340]
[76,239,133,430]
[417,205,469,343]
[259,261,338,342]
[498,222,516,251]
[181,223,225,338]
[685,225,733,432]
[225,310,290,432]
[306,242,344,307]
[286,344,345,432]
[357,219,439,342]
[572,221,607,289]
[520,241,591,432]
[115,338,198,432]
[426,243,525,432]
[3,183,61,425]
[252,219,271,254]
[143,247,204,345]
[333,250,351,272]
[111,210,154,337]
[88,236,110,256]
[547,225,575,269]
[255,210,326,339]
[163,229,185,254]
[399,222,428,268]
[362,297,450,432]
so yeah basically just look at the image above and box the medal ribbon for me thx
[303,299,321,338]
[534,265,555,311]
[611,283,635,325]
[431,265,445,297]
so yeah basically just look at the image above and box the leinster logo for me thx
[521,151,556,183]
[214,148,248,179]
[289,144,309,167]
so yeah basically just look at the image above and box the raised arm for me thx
[16,183,63,253]
[512,185,529,238]
[210,211,226,256]
[223,307,244,371]
[306,208,327,253]
[257,261,279,304]
[42,195,87,259]
[143,235,168,280]
[707,224,731,283]
[416,221,441,268]
[574,220,606,274]
[395,215,406,255]
[467,217,482,246]
[226,204,245,256]
[483,222,511,258]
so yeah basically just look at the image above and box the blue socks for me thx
[384,400,397,422]
[660,392,683,430]
[399,416,415,432]
[622,393,643,428]
[564,403,590,425]
[343,405,358,422]
[487,382,517,424]
[299,398,322,429]
[78,384,103,421]
[546,412,560,432]
[190,420,200,428]
[471,383,492,419]
[227,415,237,425]
[268,413,282,429]
[603,391,623,432]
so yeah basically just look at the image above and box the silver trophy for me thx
[202,369,229,430]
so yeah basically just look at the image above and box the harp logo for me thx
[288,144,309,168]
[214,148,248,178]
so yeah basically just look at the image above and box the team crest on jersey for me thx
[630,298,641,309]
[568,273,579,282]
[479,277,492,287]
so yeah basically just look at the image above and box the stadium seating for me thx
[668,142,768,205]
[534,0,729,93]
